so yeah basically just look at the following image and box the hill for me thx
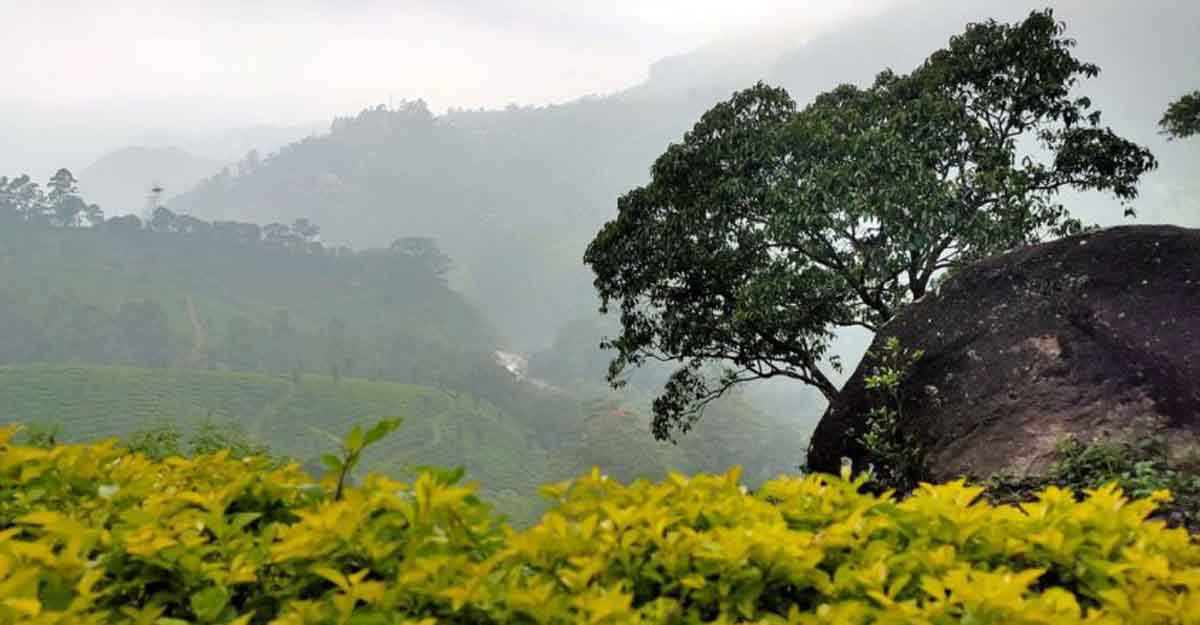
[169,1,1200,357]
[0,216,815,507]
[0,219,497,389]
[1,364,546,520]
[77,146,224,216]
[2,363,808,524]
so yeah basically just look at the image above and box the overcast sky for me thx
[2,0,892,124]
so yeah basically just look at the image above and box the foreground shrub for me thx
[2,424,1199,625]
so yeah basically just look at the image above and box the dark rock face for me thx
[807,225,1200,480]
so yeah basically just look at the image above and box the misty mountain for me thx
[171,98,711,350]
[171,1,1198,356]
[78,146,223,216]
[0,216,811,521]
[0,218,497,379]
[0,107,326,191]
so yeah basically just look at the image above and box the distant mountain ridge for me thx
[168,0,1199,356]
[78,146,223,215]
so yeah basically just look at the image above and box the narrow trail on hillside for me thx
[184,295,208,365]
[372,392,458,475]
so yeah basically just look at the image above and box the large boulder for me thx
[807,225,1200,480]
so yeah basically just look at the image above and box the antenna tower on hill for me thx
[143,182,163,223]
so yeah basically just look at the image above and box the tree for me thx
[102,214,143,233]
[150,206,178,232]
[292,218,320,243]
[212,220,261,246]
[83,203,105,226]
[263,222,294,248]
[1161,91,1200,140]
[46,168,82,227]
[388,236,452,276]
[175,214,210,235]
[584,9,1156,441]
[0,176,41,222]
[55,196,88,228]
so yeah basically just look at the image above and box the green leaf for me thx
[344,425,365,453]
[363,418,402,447]
[190,586,230,623]
[321,453,343,474]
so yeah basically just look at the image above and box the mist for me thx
[2,0,1197,503]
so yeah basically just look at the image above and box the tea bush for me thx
[2,423,1199,625]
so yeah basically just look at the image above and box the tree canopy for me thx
[1161,91,1200,140]
[1,168,103,228]
[584,9,1157,441]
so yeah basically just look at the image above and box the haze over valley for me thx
[7,2,1200,621]
[3,0,1198,527]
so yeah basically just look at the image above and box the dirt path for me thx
[184,295,208,364]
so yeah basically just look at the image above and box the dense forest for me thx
[0,172,489,382]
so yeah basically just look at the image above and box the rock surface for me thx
[806,225,1200,480]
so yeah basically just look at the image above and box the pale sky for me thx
[2,0,890,124]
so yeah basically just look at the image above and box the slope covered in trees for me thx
[166,1,1200,359]
[0,205,810,523]
[170,98,704,349]
[0,210,494,387]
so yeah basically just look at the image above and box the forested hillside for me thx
[2,3,1200,623]
[0,217,495,387]
[0,204,809,522]
[169,1,1200,359]
[171,99,702,348]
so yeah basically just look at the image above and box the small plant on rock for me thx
[858,336,927,492]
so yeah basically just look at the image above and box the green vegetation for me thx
[0,364,545,521]
[0,6,1197,624]
[0,217,494,386]
[985,436,1200,532]
[320,418,402,500]
[122,418,270,462]
[1161,90,1200,140]
[4,428,1199,624]
[168,99,697,348]
[0,184,813,525]
[856,337,928,493]
[1,363,806,524]
[584,9,1157,440]
[0,200,805,502]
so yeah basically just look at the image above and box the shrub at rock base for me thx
[2,424,1199,625]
